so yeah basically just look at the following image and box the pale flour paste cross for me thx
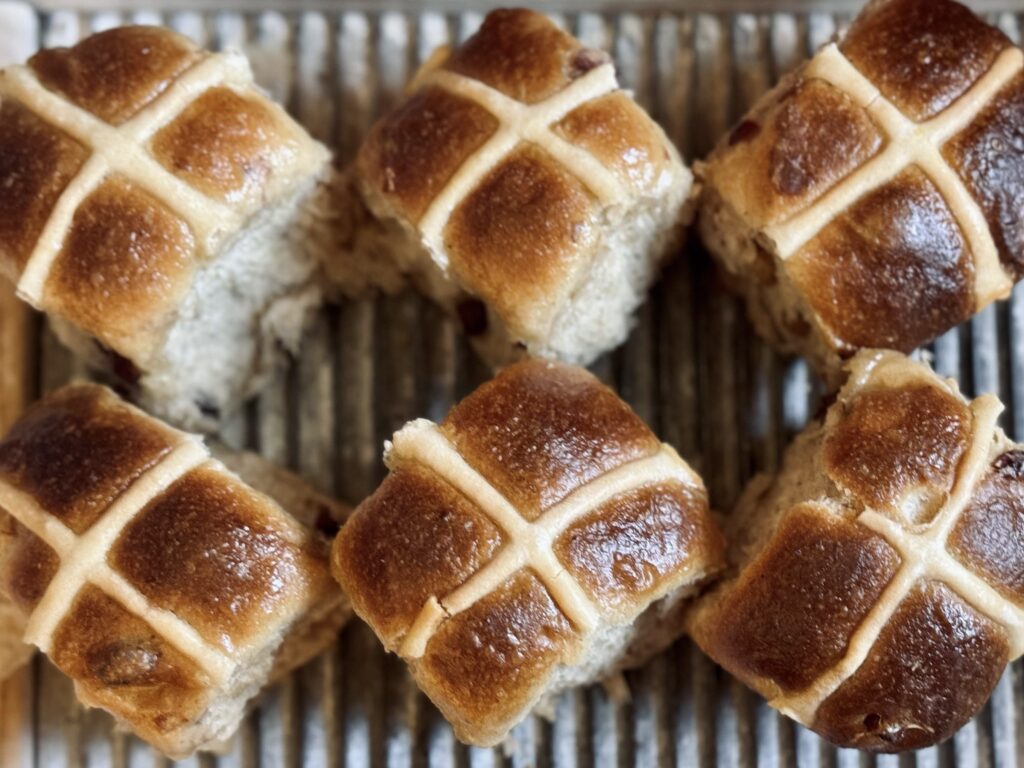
[774,392,1024,724]
[0,52,250,304]
[764,43,1024,306]
[413,62,629,259]
[0,439,236,683]
[393,419,699,659]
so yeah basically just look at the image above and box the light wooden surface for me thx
[0,7,40,765]
[0,293,33,768]
[0,286,30,431]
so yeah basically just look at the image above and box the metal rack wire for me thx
[2,2,1024,765]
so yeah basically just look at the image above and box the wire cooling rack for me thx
[3,2,1024,766]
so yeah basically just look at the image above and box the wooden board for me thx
[0,290,34,768]
[0,6,40,765]
[0,286,31,430]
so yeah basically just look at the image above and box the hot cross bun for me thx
[698,0,1024,378]
[690,350,1024,751]
[334,9,693,368]
[332,360,724,746]
[0,26,334,429]
[0,384,349,757]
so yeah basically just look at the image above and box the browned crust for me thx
[0,517,60,615]
[331,465,504,648]
[0,282,31,433]
[704,76,884,230]
[110,464,333,655]
[355,86,499,222]
[42,176,197,358]
[840,0,1010,122]
[150,86,301,206]
[440,360,660,519]
[943,71,1024,280]
[950,450,1024,603]
[787,167,975,354]
[0,384,180,533]
[29,26,202,126]
[812,581,1009,750]
[442,144,599,338]
[552,91,675,193]
[50,585,213,746]
[0,100,89,279]
[822,383,971,523]
[442,8,608,105]
[693,503,900,696]
[411,570,580,746]
[554,481,721,618]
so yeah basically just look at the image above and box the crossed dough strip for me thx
[0,438,241,684]
[770,386,1024,725]
[764,43,1024,306]
[0,50,252,303]
[392,419,700,659]
[413,62,627,258]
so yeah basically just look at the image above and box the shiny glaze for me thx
[840,0,1009,122]
[0,100,88,276]
[704,504,900,693]
[769,80,882,198]
[706,78,883,228]
[443,8,606,105]
[944,72,1024,279]
[359,86,498,222]
[110,465,325,655]
[30,26,201,126]
[823,384,971,523]
[44,176,196,354]
[553,92,672,193]
[151,87,298,206]
[950,450,1024,602]
[555,481,717,616]
[814,581,1008,750]
[416,570,578,744]
[443,144,597,336]
[441,360,659,519]
[333,465,504,647]
[334,360,724,746]
[789,167,975,352]
[0,385,178,533]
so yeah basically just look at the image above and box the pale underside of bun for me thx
[338,171,691,369]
